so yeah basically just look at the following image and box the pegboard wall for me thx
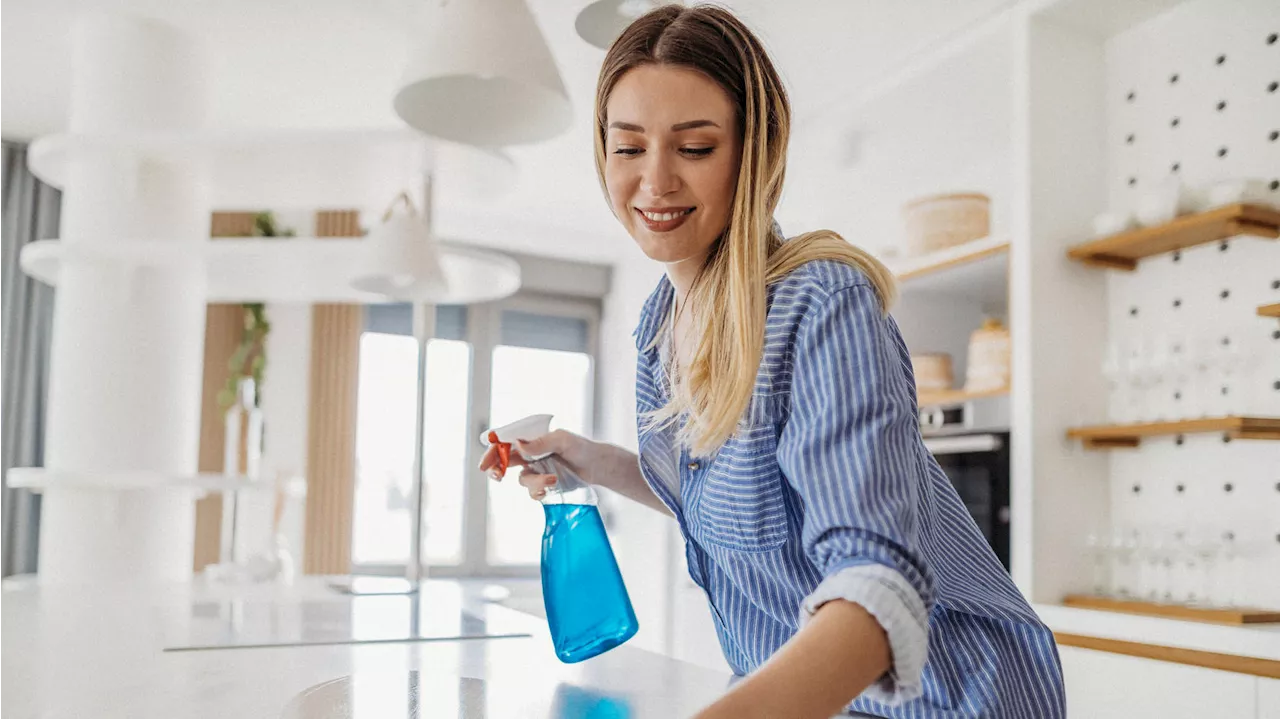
[1103,0,1280,608]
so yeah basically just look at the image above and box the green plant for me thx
[217,212,295,409]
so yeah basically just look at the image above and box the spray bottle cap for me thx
[480,414,555,462]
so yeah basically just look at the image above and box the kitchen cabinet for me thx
[1060,645,1260,718]
[1259,678,1280,719]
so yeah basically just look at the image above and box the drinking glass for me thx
[1084,532,1111,596]
[1101,342,1129,423]
[1109,528,1139,599]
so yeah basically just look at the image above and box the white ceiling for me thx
[1,0,1015,263]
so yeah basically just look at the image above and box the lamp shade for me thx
[350,196,447,301]
[394,0,573,147]
[574,0,666,50]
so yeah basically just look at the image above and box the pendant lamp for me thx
[574,0,667,50]
[350,190,447,300]
[394,0,573,146]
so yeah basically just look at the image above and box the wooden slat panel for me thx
[1055,633,1280,679]
[1066,203,1280,270]
[192,211,258,571]
[303,209,363,575]
[209,212,257,238]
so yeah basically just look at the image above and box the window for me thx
[351,294,600,578]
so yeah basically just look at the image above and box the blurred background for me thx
[3,1,1278,717]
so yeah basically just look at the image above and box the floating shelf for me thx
[19,237,521,304]
[25,128,520,208]
[1067,416,1280,449]
[5,467,306,499]
[917,386,1009,408]
[886,236,1009,304]
[1063,595,1280,626]
[1066,204,1280,271]
[1260,303,1280,319]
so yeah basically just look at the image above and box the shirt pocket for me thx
[693,422,791,553]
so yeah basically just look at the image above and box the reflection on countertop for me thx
[0,576,732,719]
[281,673,637,719]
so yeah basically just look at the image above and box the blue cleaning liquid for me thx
[541,503,639,663]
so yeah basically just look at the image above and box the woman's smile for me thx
[635,206,696,232]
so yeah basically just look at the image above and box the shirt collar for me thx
[631,219,783,356]
[633,274,674,356]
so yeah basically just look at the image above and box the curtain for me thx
[2,140,60,577]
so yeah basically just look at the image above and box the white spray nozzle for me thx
[480,414,554,461]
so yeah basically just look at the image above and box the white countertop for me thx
[1034,603,1280,661]
[1,576,733,719]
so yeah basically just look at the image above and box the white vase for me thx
[223,376,264,480]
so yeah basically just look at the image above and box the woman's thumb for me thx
[514,433,553,459]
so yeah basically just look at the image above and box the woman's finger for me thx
[518,471,557,492]
[478,444,500,473]
[479,443,532,476]
[514,430,567,461]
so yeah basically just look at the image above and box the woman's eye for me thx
[613,147,642,156]
[681,147,714,157]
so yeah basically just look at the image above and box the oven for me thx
[920,397,1011,571]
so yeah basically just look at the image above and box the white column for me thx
[38,14,212,584]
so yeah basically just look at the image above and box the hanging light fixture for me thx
[574,0,667,50]
[350,190,447,300]
[394,0,573,147]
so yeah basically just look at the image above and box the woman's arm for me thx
[768,280,937,708]
[586,441,673,515]
[695,599,891,719]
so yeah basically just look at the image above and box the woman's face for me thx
[604,64,741,271]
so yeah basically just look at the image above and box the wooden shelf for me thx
[893,236,1010,281]
[1066,204,1280,271]
[1055,633,1280,679]
[1063,595,1280,626]
[1260,303,1280,319]
[886,236,1009,304]
[917,386,1008,407]
[1067,416,1280,449]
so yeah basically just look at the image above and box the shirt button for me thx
[687,461,699,471]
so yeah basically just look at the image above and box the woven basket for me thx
[902,193,990,256]
[911,353,954,393]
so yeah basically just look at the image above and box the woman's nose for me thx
[640,154,681,197]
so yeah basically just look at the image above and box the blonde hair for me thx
[594,5,897,457]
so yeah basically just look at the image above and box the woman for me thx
[481,6,1065,718]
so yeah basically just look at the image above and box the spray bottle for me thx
[482,414,639,663]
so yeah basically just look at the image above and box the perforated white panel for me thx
[1103,0,1280,607]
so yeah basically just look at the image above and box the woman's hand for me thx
[478,429,673,515]
[478,429,601,501]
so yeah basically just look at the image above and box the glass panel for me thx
[420,339,472,565]
[487,345,593,566]
[352,331,471,567]
[364,303,467,341]
[353,333,417,566]
[500,310,589,353]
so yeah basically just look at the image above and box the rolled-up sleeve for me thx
[776,281,935,705]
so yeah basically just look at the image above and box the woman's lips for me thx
[636,207,694,232]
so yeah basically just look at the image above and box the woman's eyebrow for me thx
[607,119,722,132]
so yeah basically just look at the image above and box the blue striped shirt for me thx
[633,259,1065,718]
